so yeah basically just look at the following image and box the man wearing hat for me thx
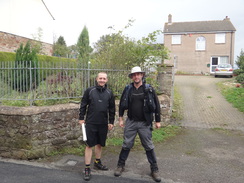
[114,66,161,182]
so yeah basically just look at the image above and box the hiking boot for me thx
[83,167,91,181]
[114,166,124,177]
[151,170,161,182]
[94,161,108,170]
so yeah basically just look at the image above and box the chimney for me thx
[168,14,172,24]
[224,16,230,21]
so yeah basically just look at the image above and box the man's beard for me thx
[134,80,141,84]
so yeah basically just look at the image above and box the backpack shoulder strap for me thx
[145,83,153,93]
[125,83,133,91]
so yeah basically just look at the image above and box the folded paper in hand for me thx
[82,123,87,141]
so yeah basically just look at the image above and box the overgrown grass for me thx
[175,71,192,75]
[106,137,124,146]
[211,128,231,135]
[152,125,181,142]
[0,77,82,106]
[171,85,184,121]
[48,145,86,157]
[217,79,244,112]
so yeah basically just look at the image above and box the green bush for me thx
[236,73,244,84]
[0,51,76,63]
[13,41,39,92]
[0,52,16,61]
[233,69,243,76]
[235,50,244,84]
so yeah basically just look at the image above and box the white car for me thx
[214,64,233,78]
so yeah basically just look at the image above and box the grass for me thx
[216,79,244,112]
[152,125,181,142]
[47,145,86,156]
[175,71,192,75]
[106,137,124,146]
[211,128,233,135]
[171,85,184,121]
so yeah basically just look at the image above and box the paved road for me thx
[0,159,149,183]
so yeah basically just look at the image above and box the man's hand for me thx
[155,122,161,129]
[119,117,124,128]
[108,124,114,130]
[79,120,85,125]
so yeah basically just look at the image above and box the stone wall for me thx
[0,31,53,56]
[0,104,81,159]
[0,65,174,160]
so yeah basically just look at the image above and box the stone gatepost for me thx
[157,64,174,125]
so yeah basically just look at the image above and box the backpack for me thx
[120,83,156,113]
[144,84,156,112]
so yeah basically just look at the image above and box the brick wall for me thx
[0,31,53,56]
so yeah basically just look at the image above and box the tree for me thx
[31,27,43,54]
[235,49,244,84]
[13,41,39,92]
[77,26,93,66]
[53,36,68,57]
[92,33,133,67]
[92,20,169,69]
[236,49,244,71]
[67,44,78,58]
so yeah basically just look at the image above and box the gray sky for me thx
[0,0,243,61]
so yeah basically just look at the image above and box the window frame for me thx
[172,35,181,45]
[215,33,226,44]
[196,36,206,51]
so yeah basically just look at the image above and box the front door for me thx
[210,56,229,73]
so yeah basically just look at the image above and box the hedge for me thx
[0,51,76,63]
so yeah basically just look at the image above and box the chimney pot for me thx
[224,16,230,21]
[168,14,172,24]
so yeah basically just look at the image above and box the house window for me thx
[172,35,181,44]
[219,56,228,64]
[215,33,225,43]
[196,36,206,50]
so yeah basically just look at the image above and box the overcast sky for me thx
[0,0,243,60]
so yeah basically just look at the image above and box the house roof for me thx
[163,18,236,34]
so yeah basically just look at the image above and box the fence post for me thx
[29,61,33,106]
[88,61,91,88]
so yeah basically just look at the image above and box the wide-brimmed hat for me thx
[128,66,145,78]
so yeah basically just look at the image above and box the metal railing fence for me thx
[0,61,136,106]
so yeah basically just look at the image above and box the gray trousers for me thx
[122,118,154,150]
[118,118,158,170]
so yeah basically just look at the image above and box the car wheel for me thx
[215,75,217,78]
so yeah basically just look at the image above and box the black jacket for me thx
[79,84,115,125]
[119,83,161,125]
